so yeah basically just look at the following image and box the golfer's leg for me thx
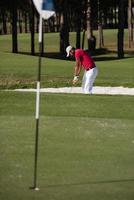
[82,71,86,93]
[88,67,98,94]
[82,68,98,94]
[83,71,91,94]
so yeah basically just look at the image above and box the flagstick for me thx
[33,15,43,191]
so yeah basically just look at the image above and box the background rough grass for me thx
[0,30,134,89]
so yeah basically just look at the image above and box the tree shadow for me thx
[19,51,69,61]
[19,48,133,62]
[88,48,133,61]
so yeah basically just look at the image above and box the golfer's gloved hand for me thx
[72,75,79,85]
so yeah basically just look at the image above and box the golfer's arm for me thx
[74,59,81,76]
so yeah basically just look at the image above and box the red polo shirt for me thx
[75,49,95,70]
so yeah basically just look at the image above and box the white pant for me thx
[82,67,98,94]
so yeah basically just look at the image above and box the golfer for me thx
[66,46,98,94]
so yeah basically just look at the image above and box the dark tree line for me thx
[0,0,134,58]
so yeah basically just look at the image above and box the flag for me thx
[33,0,55,20]
[33,0,55,42]
[42,0,55,11]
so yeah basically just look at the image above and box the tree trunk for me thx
[76,2,82,48]
[103,9,107,28]
[98,25,104,48]
[36,13,39,33]
[63,1,69,50]
[82,30,86,49]
[76,22,81,49]
[117,0,125,58]
[24,12,28,33]
[128,0,133,48]
[30,0,35,55]
[98,0,104,48]
[114,2,118,28]
[18,10,23,33]
[59,1,69,54]
[86,0,96,52]
[86,0,92,43]
[11,1,18,53]
[60,13,65,53]
[2,10,7,34]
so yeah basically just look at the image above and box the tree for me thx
[59,0,69,54]
[86,0,92,46]
[1,9,7,34]
[128,0,133,48]
[29,0,35,55]
[11,0,18,53]
[74,1,82,48]
[86,0,96,52]
[0,1,8,34]
[117,0,125,58]
[98,0,104,48]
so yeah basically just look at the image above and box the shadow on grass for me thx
[19,51,69,61]
[19,48,133,62]
[43,178,134,188]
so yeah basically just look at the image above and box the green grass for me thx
[0,50,134,88]
[0,30,134,89]
[0,29,131,53]
[0,91,134,200]
[0,29,134,200]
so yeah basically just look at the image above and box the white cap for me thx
[66,46,72,57]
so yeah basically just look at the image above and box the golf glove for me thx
[72,75,79,85]
[73,75,79,82]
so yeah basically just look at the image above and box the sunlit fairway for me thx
[0,91,134,200]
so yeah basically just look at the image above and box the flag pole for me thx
[31,0,55,191]
[33,14,43,191]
